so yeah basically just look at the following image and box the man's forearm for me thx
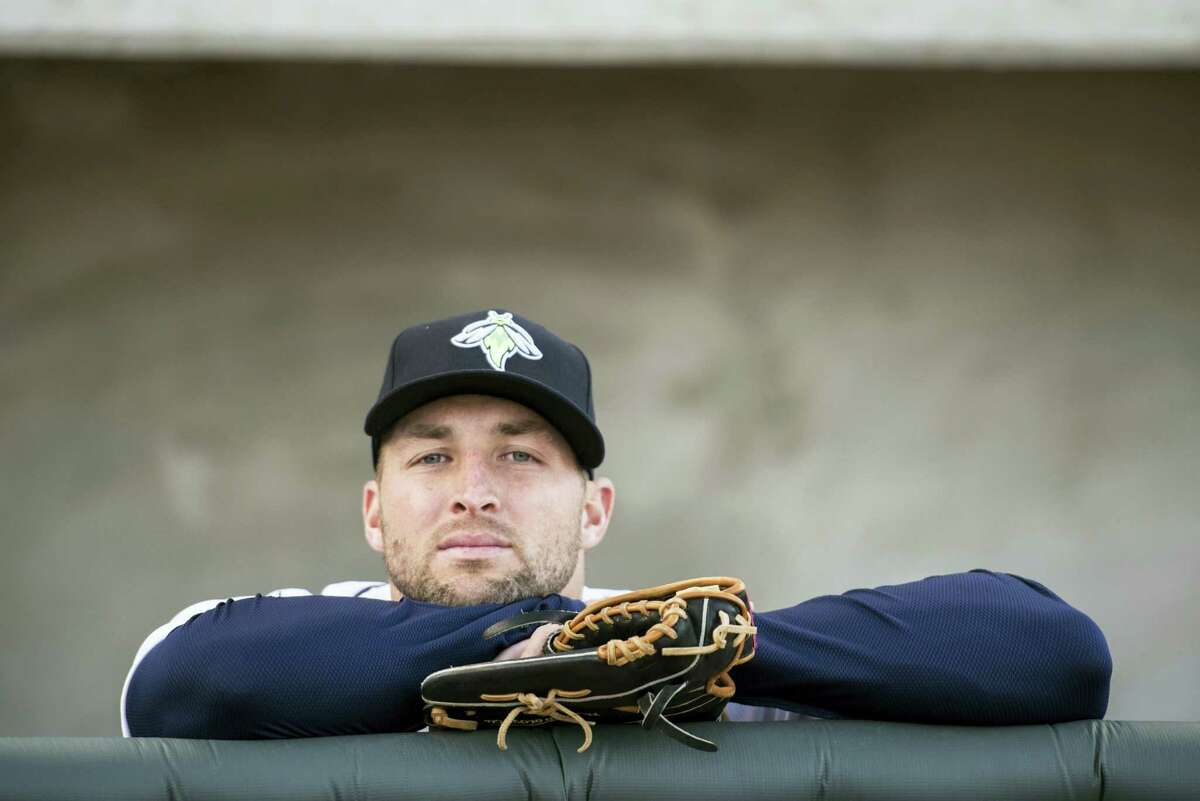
[124,593,584,738]
[733,569,1112,724]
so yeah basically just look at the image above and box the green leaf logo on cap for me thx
[450,310,544,372]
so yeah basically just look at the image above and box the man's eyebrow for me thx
[494,419,550,437]
[394,423,452,440]
[392,420,548,440]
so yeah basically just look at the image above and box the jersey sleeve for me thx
[120,588,313,736]
[121,591,585,739]
[731,569,1112,724]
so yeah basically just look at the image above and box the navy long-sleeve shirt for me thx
[124,569,1111,738]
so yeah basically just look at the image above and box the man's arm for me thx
[127,570,1110,738]
[732,569,1112,724]
[124,593,584,738]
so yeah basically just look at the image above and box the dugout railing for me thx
[2,719,1198,800]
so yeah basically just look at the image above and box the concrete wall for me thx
[1,61,1197,736]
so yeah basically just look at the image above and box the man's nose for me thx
[451,458,499,515]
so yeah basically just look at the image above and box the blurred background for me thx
[2,3,1198,736]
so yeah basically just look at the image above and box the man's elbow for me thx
[978,608,1111,725]
[995,572,1112,720]
[125,642,253,738]
[1011,605,1112,723]
[1062,609,1112,720]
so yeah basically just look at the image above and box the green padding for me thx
[2,721,1198,801]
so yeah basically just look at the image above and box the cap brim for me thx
[364,370,604,469]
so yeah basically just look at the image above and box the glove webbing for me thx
[661,609,758,697]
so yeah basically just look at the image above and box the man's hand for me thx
[491,623,560,661]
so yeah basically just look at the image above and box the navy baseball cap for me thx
[365,309,605,472]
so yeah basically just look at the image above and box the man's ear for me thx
[579,476,615,551]
[363,478,385,554]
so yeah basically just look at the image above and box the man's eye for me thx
[418,453,448,465]
[506,451,534,463]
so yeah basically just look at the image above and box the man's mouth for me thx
[437,532,514,558]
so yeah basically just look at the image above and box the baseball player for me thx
[122,310,1111,739]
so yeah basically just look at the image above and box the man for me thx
[122,310,1112,738]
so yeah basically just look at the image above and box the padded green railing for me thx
[2,720,1198,800]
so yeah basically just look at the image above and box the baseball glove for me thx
[421,576,756,753]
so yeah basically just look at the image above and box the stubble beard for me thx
[380,509,583,606]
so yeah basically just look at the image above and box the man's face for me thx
[363,394,608,605]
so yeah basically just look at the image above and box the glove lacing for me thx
[557,596,692,666]
[480,688,595,753]
[559,596,757,699]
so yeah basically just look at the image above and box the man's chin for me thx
[442,574,529,606]
[392,570,537,606]
[389,552,576,606]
